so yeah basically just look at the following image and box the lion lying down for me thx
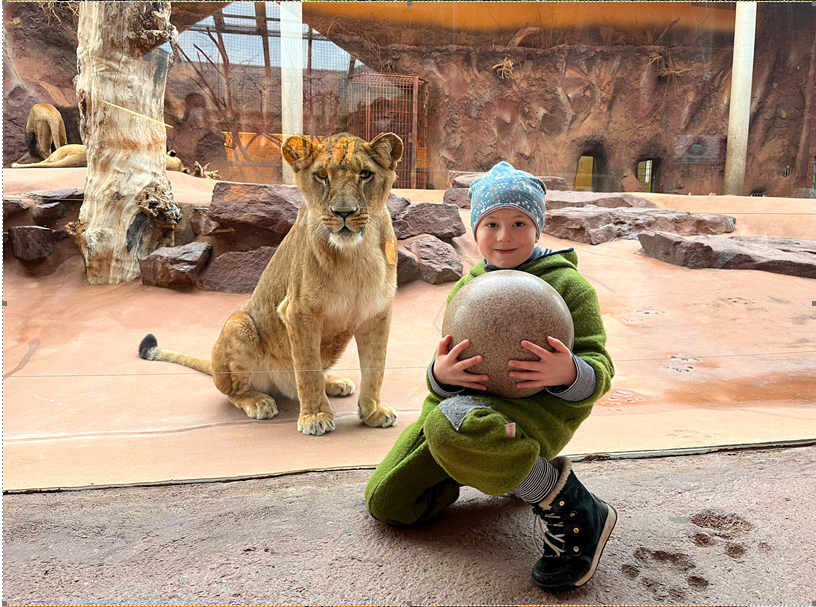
[139,132,403,436]
[12,145,188,172]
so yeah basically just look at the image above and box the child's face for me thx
[474,208,538,268]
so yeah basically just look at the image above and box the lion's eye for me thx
[359,170,372,180]
[315,169,329,182]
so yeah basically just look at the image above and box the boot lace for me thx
[531,504,566,557]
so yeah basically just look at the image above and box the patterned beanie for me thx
[469,161,547,239]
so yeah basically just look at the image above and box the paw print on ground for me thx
[620,547,708,602]
[621,308,665,326]
[664,353,702,373]
[607,389,646,404]
[689,509,756,560]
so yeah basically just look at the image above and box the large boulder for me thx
[139,241,212,289]
[449,170,570,191]
[443,188,472,209]
[386,193,411,222]
[543,207,736,245]
[31,200,73,222]
[3,197,29,220]
[7,226,55,260]
[392,202,466,240]
[190,207,219,236]
[408,235,464,284]
[208,183,303,235]
[198,246,277,294]
[397,246,419,284]
[25,188,85,205]
[544,191,657,210]
[638,232,816,279]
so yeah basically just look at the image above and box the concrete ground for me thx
[3,446,815,606]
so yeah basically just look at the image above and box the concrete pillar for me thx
[723,2,757,196]
[280,2,303,185]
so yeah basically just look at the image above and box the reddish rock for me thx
[208,199,300,236]
[449,171,570,191]
[621,173,645,192]
[397,246,419,284]
[443,188,471,209]
[198,246,277,294]
[386,193,411,222]
[638,231,816,279]
[26,188,84,204]
[7,225,55,260]
[31,201,72,221]
[139,241,212,289]
[544,207,736,245]
[191,207,219,235]
[545,191,657,210]
[408,235,463,284]
[211,182,303,207]
[392,202,466,240]
[3,197,29,220]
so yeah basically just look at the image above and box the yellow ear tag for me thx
[385,241,397,265]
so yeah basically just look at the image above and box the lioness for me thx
[139,132,402,436]
[12,145,187,172]
[25,103,67,161]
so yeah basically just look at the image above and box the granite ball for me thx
[441,270,575,398]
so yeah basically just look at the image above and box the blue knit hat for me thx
[469,161,547,239]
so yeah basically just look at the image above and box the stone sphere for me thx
[441,270,574,398]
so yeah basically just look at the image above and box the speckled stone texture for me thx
[441,270,574,398]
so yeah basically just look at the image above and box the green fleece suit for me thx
[365,250,614,526]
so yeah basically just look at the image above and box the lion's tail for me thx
[138,334,213,375]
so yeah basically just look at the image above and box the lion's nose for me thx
[332,209,356,219]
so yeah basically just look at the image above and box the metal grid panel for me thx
[347,73,428,189]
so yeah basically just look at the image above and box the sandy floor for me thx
[3,168,816,491]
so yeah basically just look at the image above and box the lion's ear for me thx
[369,133,403,170]
[282,135,318,172]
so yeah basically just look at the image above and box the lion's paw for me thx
[325,376,355,397]
[361,405,398,428]
[298,411,335,436]
[242,395,278,420]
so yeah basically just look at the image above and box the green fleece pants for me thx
[365,394,542,526]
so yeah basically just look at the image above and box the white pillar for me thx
[280,1,303,185]
[723,2,757,196]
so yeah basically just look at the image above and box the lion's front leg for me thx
[355,309,397,429]
[282,303,335,436]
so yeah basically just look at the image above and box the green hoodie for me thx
[366,250,614,526]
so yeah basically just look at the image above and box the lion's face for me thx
[283,133,403,248]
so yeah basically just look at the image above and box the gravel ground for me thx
[3,446,815,606]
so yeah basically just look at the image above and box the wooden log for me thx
[66,2,181,284]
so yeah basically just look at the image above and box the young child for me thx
[365,161,617,593]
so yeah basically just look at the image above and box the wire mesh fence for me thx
[347,73,428,189]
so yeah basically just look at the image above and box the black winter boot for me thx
[530,456,617,593]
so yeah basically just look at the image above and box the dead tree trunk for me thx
[66,2,181,284]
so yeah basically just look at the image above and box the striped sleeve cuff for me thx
[545,355,597,402]
[428,361,466,399]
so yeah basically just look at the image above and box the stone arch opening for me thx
[574,142,610,192]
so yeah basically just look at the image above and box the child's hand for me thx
[432,335,490,391]
[508,337,577,389]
